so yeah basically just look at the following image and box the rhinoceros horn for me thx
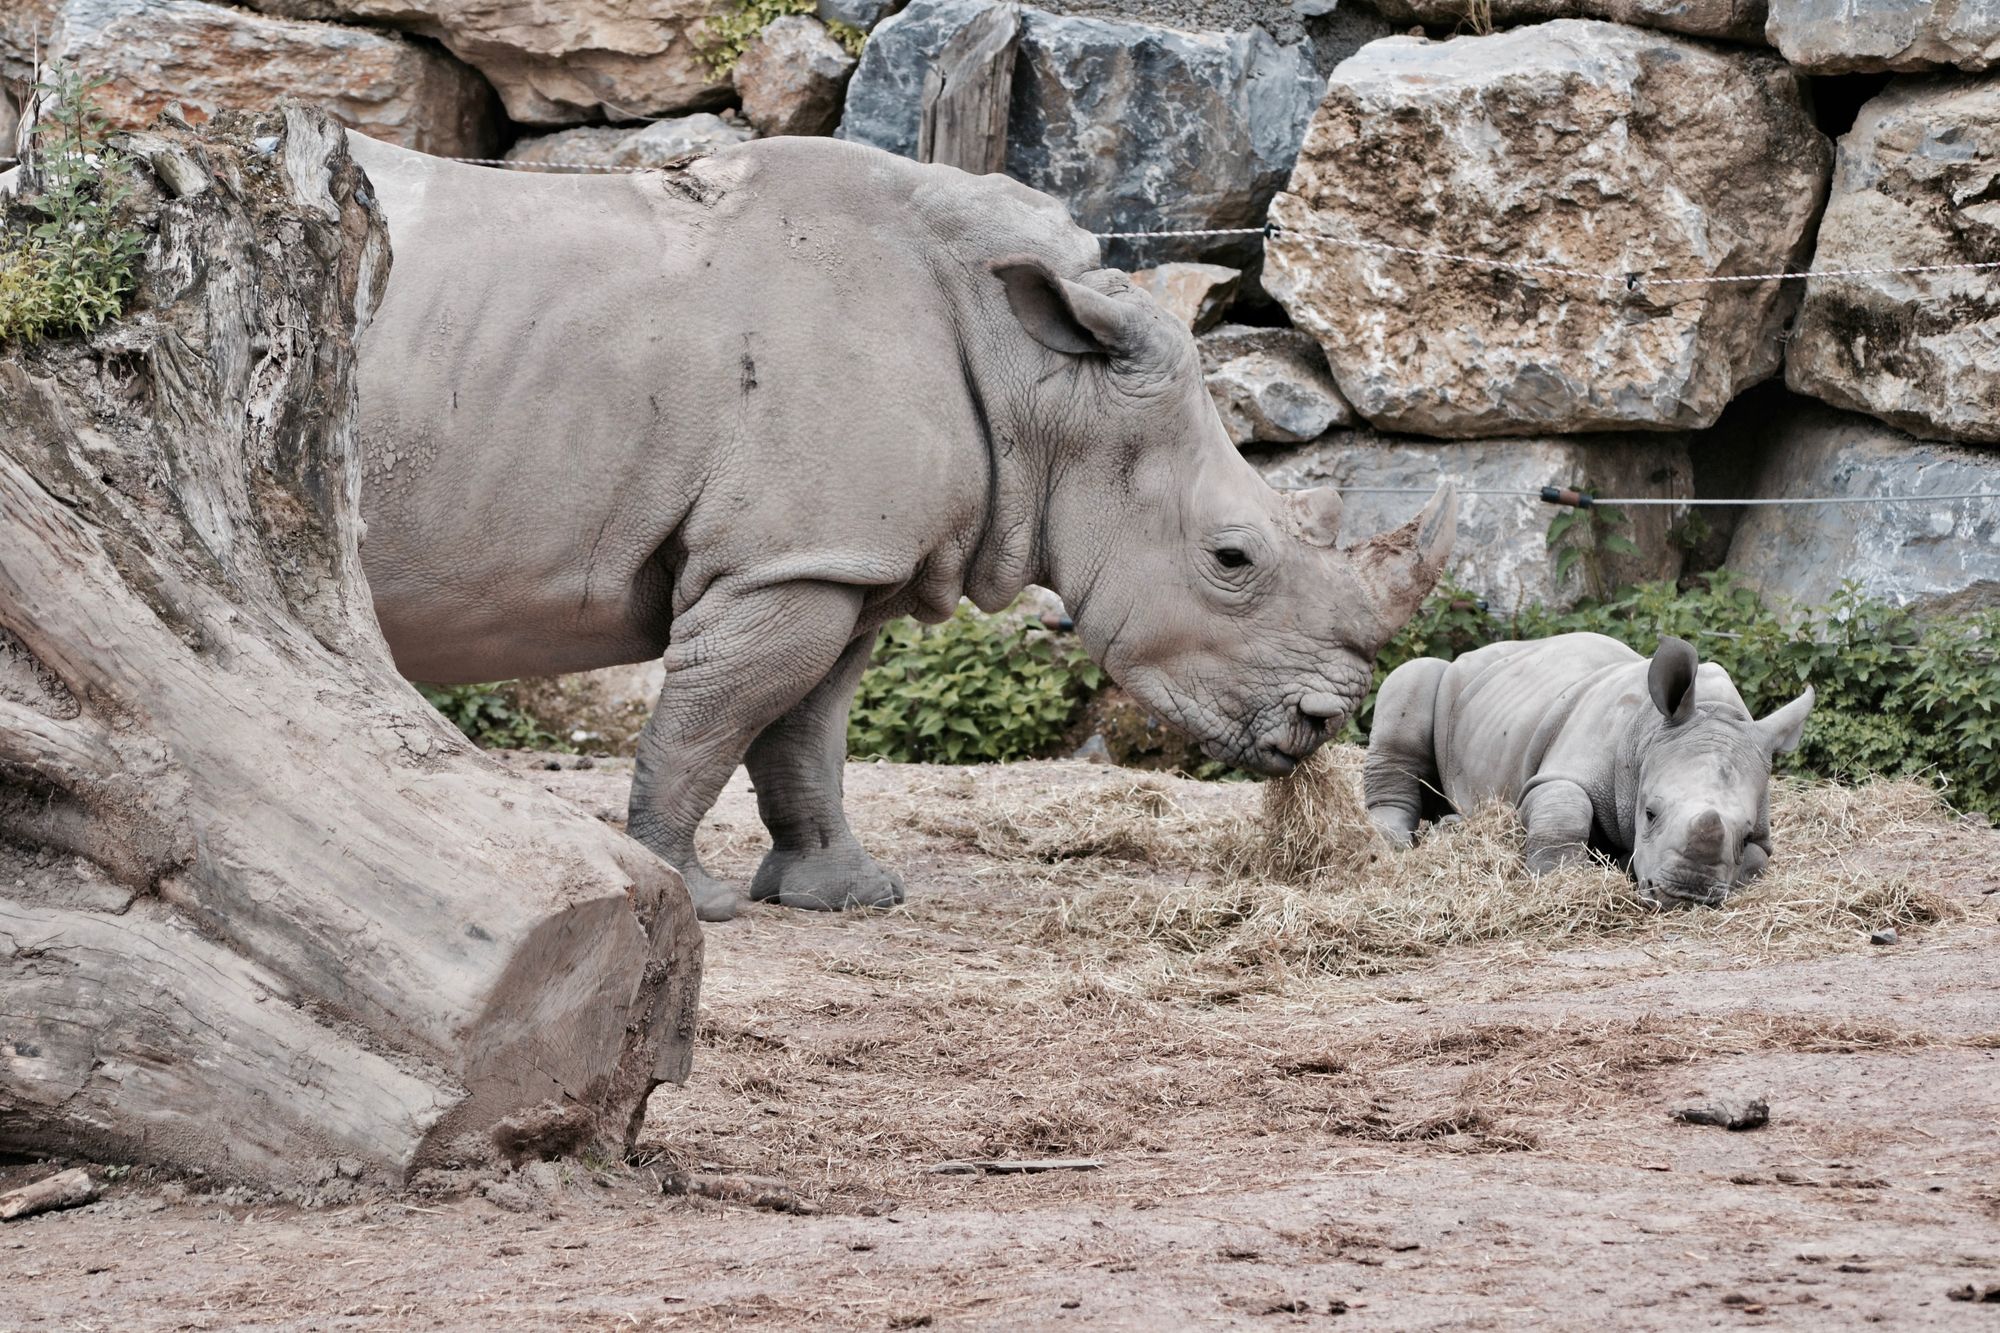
[1351,482,1458,625]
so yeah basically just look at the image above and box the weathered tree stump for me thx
[0,106,700,1193]
[917,4,1019,177]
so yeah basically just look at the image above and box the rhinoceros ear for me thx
[1757,685,1815,756]
[1647,636,1700,726]
[992,258,1136,358]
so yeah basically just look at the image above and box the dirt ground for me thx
[5,752,2000,1330]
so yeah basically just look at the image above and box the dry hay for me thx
[918,747,1973,986]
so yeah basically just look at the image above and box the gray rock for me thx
[1364,0,1767,41]
[838,0,1321,270]
[1258,430,1691,611]
[1767,0,2000,72]
[1130,262,1241,331]
[1869,927,1899,945]
[1723,402,2000,613]
[505,113,755,168]
[1265,21,1830,439]
[1672,1096,1770,1130]
[1785,78,2000,444]
[735,15,855,137]
[1198,324,1353,446]
[819,0,904,29]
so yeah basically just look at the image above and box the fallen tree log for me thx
[0,106,700,1193]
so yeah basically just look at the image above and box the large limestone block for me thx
[1724,403,2000,613]
[505,114,754,169]
[241,0,730,126]
[1259,431,1692,611]
[1767,0,2000,73]
[49,0,500,156]
[838,0,1321,269]
[1266,21,1830,440]
[1785,78,2000,445]
[1362,0,1766,42]
[734,15,855,137]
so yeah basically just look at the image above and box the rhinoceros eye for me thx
[1215,547,1252,570]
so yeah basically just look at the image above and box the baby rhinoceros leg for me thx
[1520,779,1595,875]
[1364,657,1450,848]
[745,629,906,913]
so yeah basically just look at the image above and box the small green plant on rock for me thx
[0,64,146,344]
[848,602,1104,764]
[698,0,865,76]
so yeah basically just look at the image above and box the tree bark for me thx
[917,4,1019,177]
[0,106,700,1193]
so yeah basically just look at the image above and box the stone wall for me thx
[10,0,1995,613]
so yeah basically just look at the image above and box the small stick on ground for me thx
[930,1158,1105,1175]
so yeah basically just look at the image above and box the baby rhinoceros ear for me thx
[1757,685,1816,756]
[1647,635,1700,726]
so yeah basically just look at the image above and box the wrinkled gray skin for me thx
[1365,634,1815,906]
[346,133,1456,922]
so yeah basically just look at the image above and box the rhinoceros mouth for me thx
[1638,877,1730,909]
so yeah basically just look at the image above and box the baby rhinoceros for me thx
[1364,633,1815,906]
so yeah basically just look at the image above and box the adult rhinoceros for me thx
[346,133,1455,922]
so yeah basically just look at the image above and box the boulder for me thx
[1130,262,1241,331]
[49,0,501,156]
[819,0,904,30]
[1362,0,1766,42]
[1766,0,2000,73]
[1259,430,1693,611]
[505,113,754,169]
[1198,324,1354,447]
[238,0,730,126]
[2,0,57,84]
[838,0,1321,270]
[1265,21,1830,439]
[734,15,855,137]
[1724,403,2000,613]
[1784,78,2000,445]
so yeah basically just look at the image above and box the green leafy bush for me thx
[848,603,1105,764]
[698,0,865,76]
[418,682,567,751]
[1359,573,2000,817]
[0,65,146,345]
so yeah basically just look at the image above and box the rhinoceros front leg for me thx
[744,628,907,913]
[1365,656,1449,848]
[1519,778,1596,875]
[628,582,863,923]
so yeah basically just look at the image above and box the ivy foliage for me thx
[1358,573,2000,817]
[698,0,865,76]
[847,603,1105,764]
[0,65,146,345]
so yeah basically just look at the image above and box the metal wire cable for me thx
[1335,487,2000,506]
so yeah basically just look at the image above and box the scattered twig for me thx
[929,1158,1104,1175]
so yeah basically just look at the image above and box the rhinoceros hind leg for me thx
[1520,779,1595,875]
[1365,656,1450,848]
[744,628,907,912]
[627,582,865,922]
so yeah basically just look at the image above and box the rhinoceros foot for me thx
[750,846,906,913]
[681,867,744,923]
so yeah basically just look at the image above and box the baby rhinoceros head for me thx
[1631,637,1815,909]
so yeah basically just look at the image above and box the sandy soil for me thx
[5,754,1999,1330]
